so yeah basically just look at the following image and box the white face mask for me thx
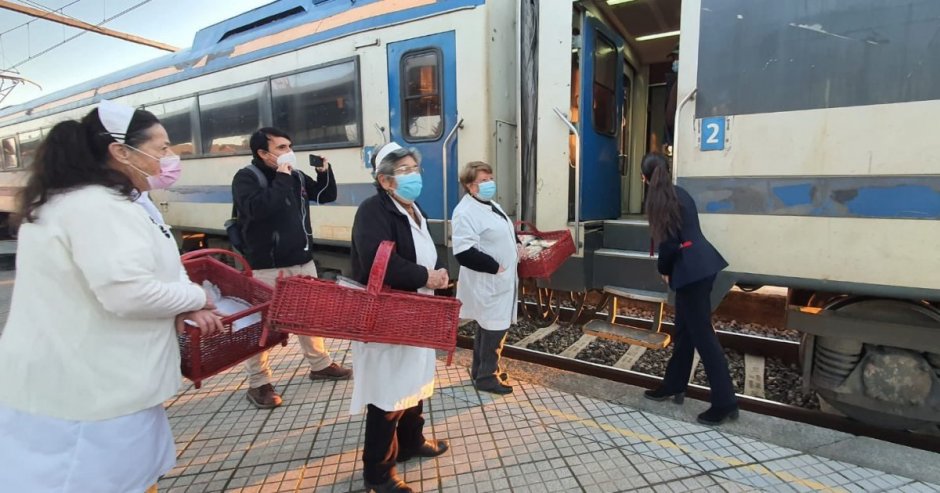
[275,151,296,168]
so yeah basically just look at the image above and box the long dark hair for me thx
[17,106,160,223]
[642,153,681,244]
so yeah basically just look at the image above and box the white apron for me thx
[452,194,519,331]
[350,202,437,414]
[0,403,175,493]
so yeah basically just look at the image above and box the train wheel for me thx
[519,278,560,327]
[812,297,940,430]
[566,290,591,324]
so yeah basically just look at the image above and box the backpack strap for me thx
[247,164,269,188]
[232,164,269,219]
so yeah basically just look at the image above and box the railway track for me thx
[456,300,940,454]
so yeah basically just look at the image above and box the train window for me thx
[272,59,362,149]
[17,130,42,168]
[146,97,197,157]
[1,137,18,170]
[401,49,442,141]
[593,33,617,136]
[199,82,269,156]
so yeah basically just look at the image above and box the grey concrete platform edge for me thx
[448,348,940,486]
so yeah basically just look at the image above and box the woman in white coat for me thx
[0,100,222,493]
[452,161,520,395]
[349,143,450,493]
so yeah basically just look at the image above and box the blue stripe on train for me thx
[679,176,940,220]
[163,183,379,208]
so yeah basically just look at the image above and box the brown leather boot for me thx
[309,362,352,380]
[246,383,282,409]
[363,475,413,493]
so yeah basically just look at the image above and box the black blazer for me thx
[350,186,444,292]
[657,186,728,290]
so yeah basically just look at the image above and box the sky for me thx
[0,0,273,108]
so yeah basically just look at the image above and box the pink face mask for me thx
[146,155,182,190]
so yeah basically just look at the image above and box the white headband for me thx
[98,99,135,144]
[373,142,403,169]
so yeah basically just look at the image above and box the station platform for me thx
[0,272,938,492]
[153,336,940,493]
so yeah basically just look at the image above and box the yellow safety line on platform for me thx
[530,404,846,492]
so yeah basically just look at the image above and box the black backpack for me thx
[225,165,268,253]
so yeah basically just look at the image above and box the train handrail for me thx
[441,117,464,240]
[553,107,581,250]
[672,88,697,185]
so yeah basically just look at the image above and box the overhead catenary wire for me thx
[0,0,83,37]
[2,0,160,71]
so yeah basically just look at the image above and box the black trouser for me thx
[362,401,426,484]
[661,275,737,408]
[470,326,508,388]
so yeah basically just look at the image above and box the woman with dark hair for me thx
[0,100,222,492]
[350,142,450,493]
[640,153,738,425]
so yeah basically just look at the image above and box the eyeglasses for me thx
[394,165,421,175]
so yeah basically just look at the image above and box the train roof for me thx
[0,0,482,125]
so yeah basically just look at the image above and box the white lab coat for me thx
[452,194,519,331]
[134,191,166,225]
[349,201,437,414]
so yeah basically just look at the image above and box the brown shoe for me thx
[363,475,413,492]
[309,362,352,381]
[246,383,282,409]
[396,439,449,462]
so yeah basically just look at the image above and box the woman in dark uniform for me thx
[641,153,739,425]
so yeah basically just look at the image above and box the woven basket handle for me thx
[514,220,544,236]
[366,241,395,295]
[181,248,253,277]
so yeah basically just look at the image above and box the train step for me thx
[599,285,669,347]
[603,218,651,252]
[592,249,665,293]
[603,285,668,304]
[582,319,671,349]
[604,285,667,332]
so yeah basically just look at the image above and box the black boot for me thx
[643,387,685,404]
[476,381,513,395]
[697,404,739,425]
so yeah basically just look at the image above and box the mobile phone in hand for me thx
[309,154,325,170]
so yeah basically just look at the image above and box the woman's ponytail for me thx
[641,153,681,244]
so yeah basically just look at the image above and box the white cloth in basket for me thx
[201,280,261,332]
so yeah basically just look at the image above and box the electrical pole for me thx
[0,0,179,53]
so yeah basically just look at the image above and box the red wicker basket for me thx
[179,249,288,388]
[515,221,577,279]
[263,241,461,364]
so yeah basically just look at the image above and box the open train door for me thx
[578,16,625,221]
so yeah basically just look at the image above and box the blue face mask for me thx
[672,61,679,73]
[476,181,496,201]
[394,172,422,202]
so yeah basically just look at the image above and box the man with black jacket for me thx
[232,127,351,409]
